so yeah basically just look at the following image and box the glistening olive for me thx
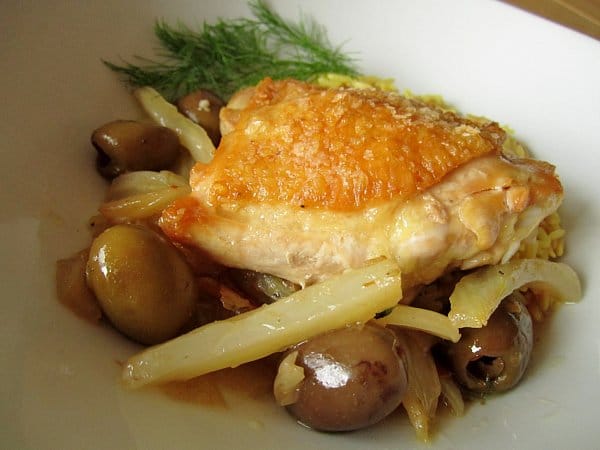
[177,89,225,146]
[227,269,299,304]
[86,224,197,345]
[92,120,180,179]
[445,292,533,394]
[283,323,407,432]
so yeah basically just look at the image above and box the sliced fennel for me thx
[449,259,581,328]
[122,258,402,388]
[395,331,440,443]
[105,170,188,201]
[134,86,215,163]
[439,375,464,417]
[273,350,304,406]
[376,304,460,342]
[99,186,190,222]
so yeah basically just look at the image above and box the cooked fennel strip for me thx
[122,258,403,388]
[376,304,460,342]
[273,350,304,406]
[134,86,215,163]
[105,170,188,201]
[98,170,191,222]
[395,331,440,443]
[449,259,582,328]
[439,374,464,417]
[100,186,190,223]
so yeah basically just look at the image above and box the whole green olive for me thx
[176,89,225,147]
[86,224,197,345]
[445,292,533,394]
[283,322,408,432]
[92,120,180,179]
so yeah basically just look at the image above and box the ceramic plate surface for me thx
[1,1,599,449]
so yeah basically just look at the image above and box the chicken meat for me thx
[160,78,563,290]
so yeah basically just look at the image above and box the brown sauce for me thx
[161,357,278,409]
[56,247,278,411]
[55,249,103,324]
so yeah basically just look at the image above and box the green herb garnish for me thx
[104,0,359,101]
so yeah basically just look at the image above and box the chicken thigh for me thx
[160,78,563,289]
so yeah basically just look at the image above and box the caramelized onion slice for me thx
[449,259,581,328]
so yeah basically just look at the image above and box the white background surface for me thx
[1,1,599,449]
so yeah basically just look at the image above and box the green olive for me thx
[86,224,196,345]
[176,90,224,146]
[445,292,533,394]
[227,269,299,304]
[92,120,180,179]
[284,323,408,432]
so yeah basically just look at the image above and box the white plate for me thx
[2,1,599,449]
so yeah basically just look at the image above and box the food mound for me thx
[57,76,581,442]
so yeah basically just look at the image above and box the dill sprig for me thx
[104,0,359,100]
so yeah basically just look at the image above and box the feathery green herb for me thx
[104,0,359,100]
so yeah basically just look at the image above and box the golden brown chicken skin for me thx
[192,78,505,210]
[160,78,563,287]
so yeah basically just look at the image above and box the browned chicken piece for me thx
[160,78,563,290]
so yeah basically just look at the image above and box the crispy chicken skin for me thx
[160,78,563,287]
[195,78,505,210]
